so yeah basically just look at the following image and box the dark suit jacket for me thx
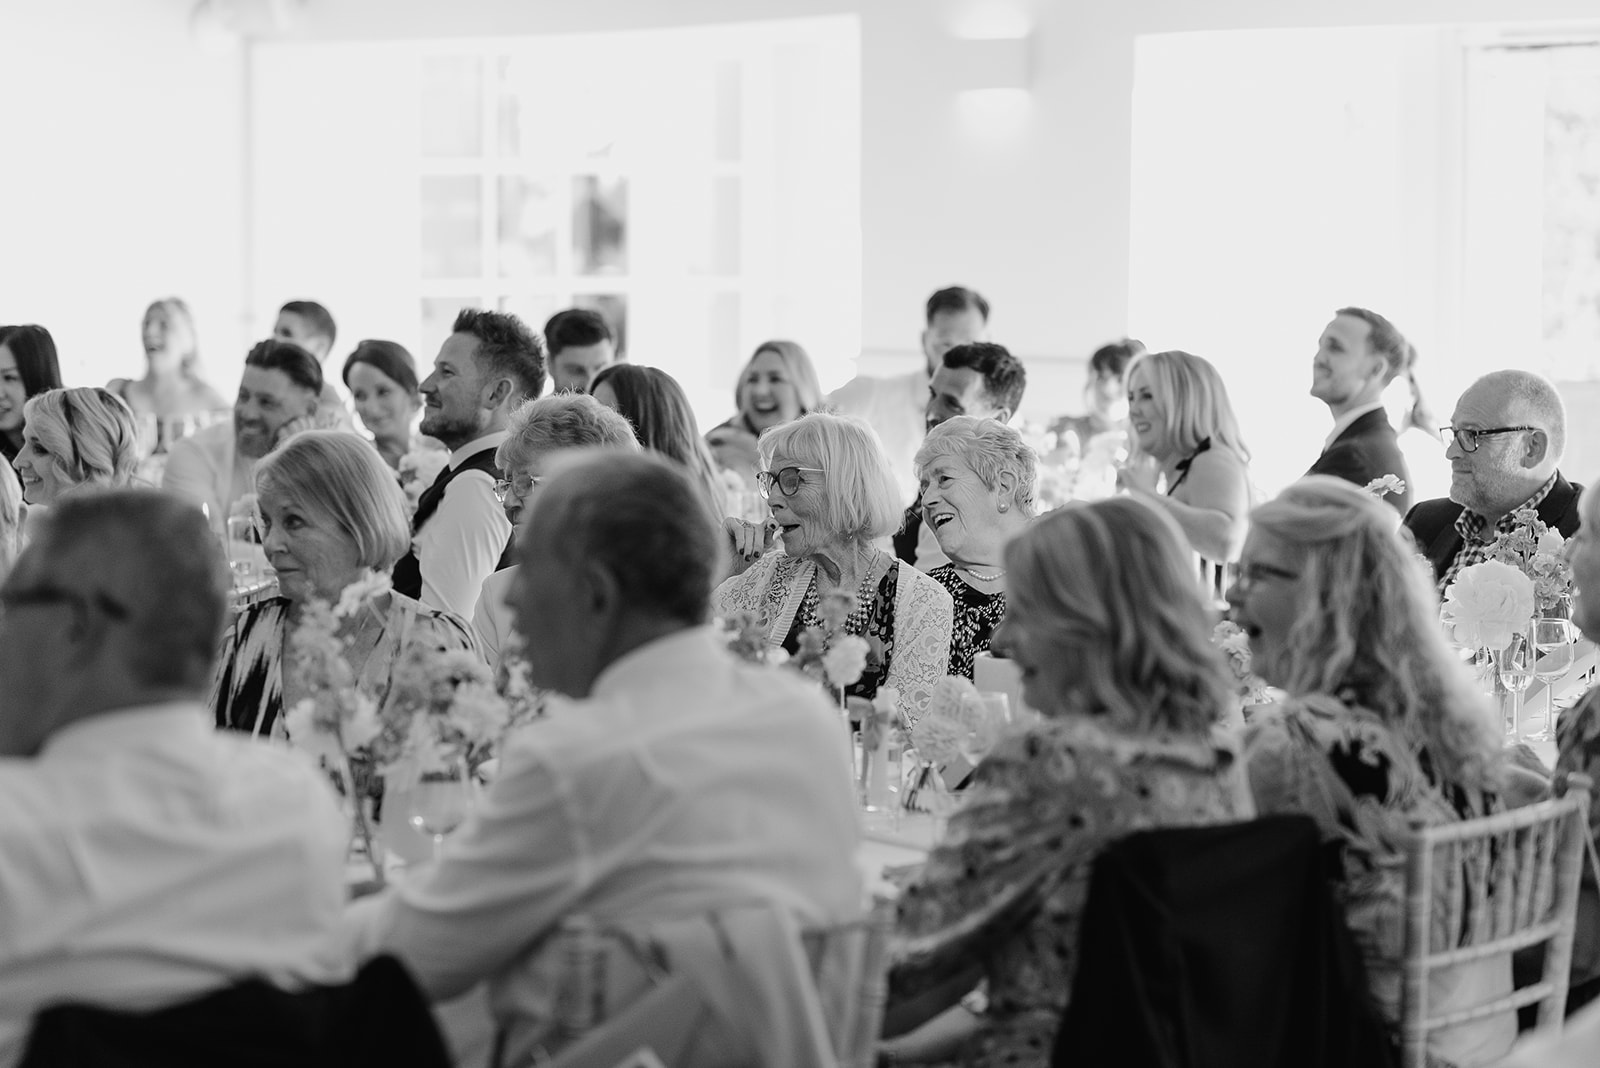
[1402,472,1584,583]
[1306,408,1413,514]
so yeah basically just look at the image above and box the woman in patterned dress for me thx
[910,415,1035,680]
[882,496,1252,1067]
[714,412,953,726]
[1230,475,1513,1067]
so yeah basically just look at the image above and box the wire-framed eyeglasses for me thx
[493,474,542,505]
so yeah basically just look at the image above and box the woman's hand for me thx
[1115,454,1161,496]
[723,516,776,576]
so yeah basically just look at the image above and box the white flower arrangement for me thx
[1441,559,1536,651]
[396,444,450,516]
[1211,620,1273,707]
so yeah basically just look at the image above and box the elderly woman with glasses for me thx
[1228,475,1515,1068]
[12,387,142,506]
[912,416,1036,680]
[472,393,641,674]
[714,412,953,725]
[210,432,480,739]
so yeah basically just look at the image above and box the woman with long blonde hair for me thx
[1228,475,1510,1066]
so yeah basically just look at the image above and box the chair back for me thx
[800,894,896,1068]
[1397,786,1590,1068]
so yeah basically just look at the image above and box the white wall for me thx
[0,0,246,391]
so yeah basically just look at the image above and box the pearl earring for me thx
[999,503,1009,513]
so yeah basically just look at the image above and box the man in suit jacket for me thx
[1305,307,1413,514]
[1403,369,1581,587]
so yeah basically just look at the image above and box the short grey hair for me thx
[914,416,1039,516]
[497,393,640,475]
[530,451,721,624]
[758,413,903,542]
[30,490,228,689]
[254,432,410,570]
[1471,370,1567,460]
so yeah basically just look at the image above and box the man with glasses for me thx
[1403,370,1582,586]
[0,491,350,1062]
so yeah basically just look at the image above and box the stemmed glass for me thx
[407,762,473,862]
[958,693,1011,766]
[1494,634,1535,740]
[1529,617,1577,743]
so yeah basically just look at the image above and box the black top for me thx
[928,564,1006,681]
[781,566,899,701]
[1402,473,1583,583]
[1306,408,1413,515]
[391,446,513,600]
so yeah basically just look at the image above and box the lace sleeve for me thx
[885,564,954,727]
[713,553,776,620]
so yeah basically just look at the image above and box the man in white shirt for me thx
[163,339,322,533]
[0,491,349,1066]
[828,285,990,505]
[391,308,545,617]
[344,452,861,1064]
[1305,306,1413,514]
[273,299,356,431]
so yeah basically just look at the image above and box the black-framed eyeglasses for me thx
[493,474,542,505]
[755,466,824,499]
[0,583,130,621]
[1439,425,1537,453]
[1235,561,1300,591]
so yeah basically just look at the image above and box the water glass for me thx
[1529,617,1577,742]
[1493,634,1535,739]
[225,515,258,586]
[408,764,473,862]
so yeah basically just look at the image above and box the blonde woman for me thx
[110,298,228,439]
[1228,475,1512,1067]
[706,340,823,491]
[1118,350,1252,594]
[885,497,1251,1067]
[12,387,142,506]
[0,462,22,578]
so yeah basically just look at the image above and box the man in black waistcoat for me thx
[1305,306,1413,515]
[392,309,544,617]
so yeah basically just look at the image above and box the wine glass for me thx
[1530,617,1577,743]
[408,763,473,862]
[1494,634,1535,740]
[958,693,1011,766]
[226,515,258,588]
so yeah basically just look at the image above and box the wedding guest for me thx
[0,324,64,463]
[273,299,355,432]
[472,393,640,673]
[211,432,479,739]
[1118,349,1252,596]
[0,491,349,1065]
[1048,337,1142,448]
[392,308,545,618]
[1404,369,1580,588]
[13,387,141,506]
[162,339,322,534]
[884,497,1250,1067]
[342,339,424,470]
[1231,475,1513,1066]
[590,363,726,520]
[705,340,823,491]
[109,298,228,440]
[0,464,21,579]
[543,308,616,394]
[830,286,990,506]
[339,452,860,1066]
[715,412,953,725]
[911,417,1035,680]
[894,341,1026,572]
[1305,307,1413,514]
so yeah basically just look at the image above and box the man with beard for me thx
[391,308,545,617]
[163,339,321,533]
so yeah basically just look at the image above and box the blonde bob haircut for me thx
[498,392,640,476]
[1125,350,1251,465]
[22,387,141,493]
[735,340,823,415]
[253,431,410,571]
[1248,476,1503,790]
[1003,496,1233,732]
[914,416,1039,517]
[759,412,903,543]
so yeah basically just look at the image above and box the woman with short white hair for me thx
[912,416,1036,679]
[715,412,953,725]
[12,387,141,505]
[1229,475,1512,1067]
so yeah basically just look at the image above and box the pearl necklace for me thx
[956,564,1006,582]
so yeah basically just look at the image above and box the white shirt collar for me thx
[590,627,720,704]
[1323,401,1387,451]
[449,431,510,468]
[40,702,210,761]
